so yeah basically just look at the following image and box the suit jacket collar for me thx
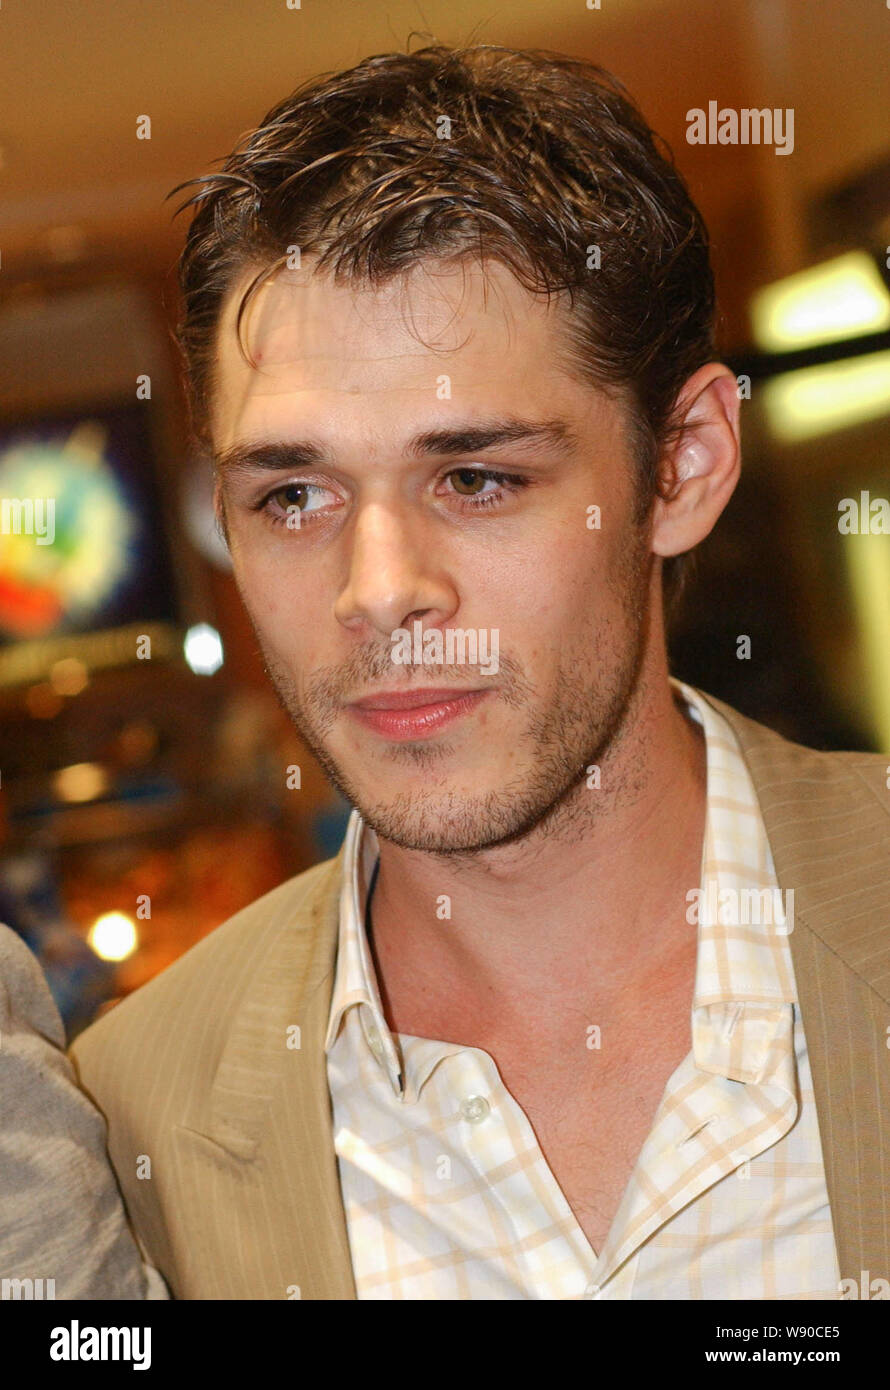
[704,690,890,1001]
[700,689,890,1287]
[175,852,357,1299]
[204,853,344,1160]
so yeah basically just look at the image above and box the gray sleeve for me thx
[0,922,153,1299]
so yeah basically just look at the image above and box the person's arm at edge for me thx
[0,922,169,1299]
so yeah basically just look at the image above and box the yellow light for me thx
[842,533,890,754]
[762,351,890,443]
[751,252,890,352]
[53,761,109,803]
[88,911,139,962]
[49,657,89,696]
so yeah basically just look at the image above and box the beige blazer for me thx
[70,691,890,1299]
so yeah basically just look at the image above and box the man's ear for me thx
[650,363,741,560]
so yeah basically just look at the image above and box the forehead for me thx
[210,257,598,449]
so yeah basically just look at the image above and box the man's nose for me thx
[333,500,458,640]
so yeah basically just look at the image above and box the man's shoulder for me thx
[70,851,340,1091]
[700,688,889,794]
[0,921,65,1046]
[0,924,150,1297]
[700,689,890,994]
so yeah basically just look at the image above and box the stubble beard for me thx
[248,544,653,858]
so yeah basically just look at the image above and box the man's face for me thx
[212,257,655,853]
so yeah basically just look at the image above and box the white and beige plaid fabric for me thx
[325,680,841,1299]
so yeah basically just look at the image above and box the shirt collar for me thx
[325,680,797,1096]
[671,678,797,1084]
[671,679,796,1009]
[323,811,403,1088]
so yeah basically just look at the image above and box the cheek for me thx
[230,545,289,632]
[506,532,602,632]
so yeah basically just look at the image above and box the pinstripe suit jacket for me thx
[69,691,890,1299]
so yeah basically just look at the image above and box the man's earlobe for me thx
[650,364,741,561]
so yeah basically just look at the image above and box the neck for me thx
[366,655,707,1041]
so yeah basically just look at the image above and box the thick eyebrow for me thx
[406,416,577,460]
[214,416,577,476]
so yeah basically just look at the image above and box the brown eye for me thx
[274,483,310,510]
[261,478,340,522]
[450,469,487,495]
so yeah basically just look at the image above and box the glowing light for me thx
[49,657,89,696]
[0,430,135,641]
[88,911,139,962]
[184,623,224,676]
[751,252,890,352]
[53,761,108,803]
[843,533,890,754]
[762,351,890,443]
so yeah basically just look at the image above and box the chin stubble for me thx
[250,536,653,855]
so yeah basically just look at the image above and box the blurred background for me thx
[0,0,888,1036]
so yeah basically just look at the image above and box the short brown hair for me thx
[170,43,716,610]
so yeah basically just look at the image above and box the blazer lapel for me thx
[703,691,890,1287]
[171,848,357,1299]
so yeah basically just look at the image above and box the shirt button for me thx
[460,1095,490,1124]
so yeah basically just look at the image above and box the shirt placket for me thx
[589,1003,798,1292]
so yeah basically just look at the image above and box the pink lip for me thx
[347,687,491,739]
